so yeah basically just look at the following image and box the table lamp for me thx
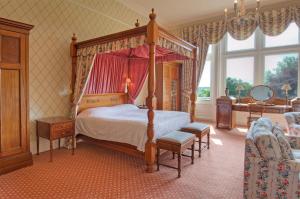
[281,83,291,106]
[236,84,244,104]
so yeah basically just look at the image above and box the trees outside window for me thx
[264,54,299,98]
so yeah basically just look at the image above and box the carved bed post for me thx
[70,33,77,102]
[145,9,158,173]
[190,46,198,122]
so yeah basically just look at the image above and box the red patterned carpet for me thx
[0,126,245,199]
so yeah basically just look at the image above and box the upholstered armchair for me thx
[284,112,300,136]
[244,118,300,199]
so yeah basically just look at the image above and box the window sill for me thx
[196,98,212,105]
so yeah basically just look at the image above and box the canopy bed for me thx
[70,9,198,172]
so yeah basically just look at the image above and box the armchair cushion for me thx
[253,129,282,161]
[284,112,300,136]
[290,124,300,136]
[287,135,300,150]
[256,117,273,131]
[272,125,295,160]
[292,149,300,159]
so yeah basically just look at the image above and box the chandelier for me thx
[224,0,260,22]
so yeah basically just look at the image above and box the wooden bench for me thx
[181,122,210,157]
[156,131,195,178]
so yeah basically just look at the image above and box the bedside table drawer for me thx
[52,129,74,139]
[52,122,73,131]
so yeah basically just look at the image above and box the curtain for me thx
[181,38,209,112]
[85,54,128,94]
[178,1,300,111]
[71,48,96,117]
[128,59,148,103]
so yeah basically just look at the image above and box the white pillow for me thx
[78,104,138,117]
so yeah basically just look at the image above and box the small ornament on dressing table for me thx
[281,83,291,106]
[236,84,244,104]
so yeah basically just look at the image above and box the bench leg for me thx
[178,152,181,178]
[199,136,202,158]
[191,143,194,164]
[156,147,160,171]
[172,152,175,159]
[207,132,210,149]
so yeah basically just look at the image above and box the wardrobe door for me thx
[0,29,27,157]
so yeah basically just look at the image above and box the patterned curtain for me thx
[181,60,193,112]
[71,34,146,117]
[157,36,193,59]
[178,1,300,111]
[259,7,293,36]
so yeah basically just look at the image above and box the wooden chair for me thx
[156,131,195,178]
[247,104,264,129]
[181,122,210,157]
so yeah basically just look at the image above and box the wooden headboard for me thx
[78,93,128,113]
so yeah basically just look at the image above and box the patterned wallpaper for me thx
[0,0,147,153]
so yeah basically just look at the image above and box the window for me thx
[264,53,299,98]
[227,33,255,52]
[265,23,299,48]
[221,25,300,100]
[198,61,211,99]
[198,45,213,100]
[226,57,254,97]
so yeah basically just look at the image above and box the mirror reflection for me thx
[250,85,274,102]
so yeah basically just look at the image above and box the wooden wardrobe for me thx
[156,62,181,111]
[0,18,33,174]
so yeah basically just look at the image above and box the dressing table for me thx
[216,85,300,129]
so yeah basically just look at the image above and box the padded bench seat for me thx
[156,131,195,178]
[181,122,210,157]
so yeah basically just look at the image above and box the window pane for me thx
[198,60,211,99]
[207,45,212,54]
[265,23,299,48]
[264,53,299,98]
[227,33,255,52]
[226,57,254,97]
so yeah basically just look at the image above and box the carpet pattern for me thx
[0,126,245,199]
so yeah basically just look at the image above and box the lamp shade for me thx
[126,78,131,84]
[281,83,291,91]
[236,84,244,91]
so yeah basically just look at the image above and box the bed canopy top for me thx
[74,25,196,57]
[70,9,199,173]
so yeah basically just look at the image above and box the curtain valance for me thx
[180,2,300,44]
[158,37,193,59]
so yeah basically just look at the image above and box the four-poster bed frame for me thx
[70,9,198,172]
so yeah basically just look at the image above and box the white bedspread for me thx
[75,104,190,151]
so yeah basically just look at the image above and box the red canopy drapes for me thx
[85,53,148,103]
[85,54,128,94]
[84,44,188,103]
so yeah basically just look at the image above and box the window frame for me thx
[219,25,300,99]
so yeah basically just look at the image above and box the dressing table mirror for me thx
[249,85,275,105]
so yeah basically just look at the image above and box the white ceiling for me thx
[117,0,285,28]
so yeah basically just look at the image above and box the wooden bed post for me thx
[70,33,77,102]
[190,47,198,122]
[145,9,158,173]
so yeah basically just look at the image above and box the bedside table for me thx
[36,117,75,162]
